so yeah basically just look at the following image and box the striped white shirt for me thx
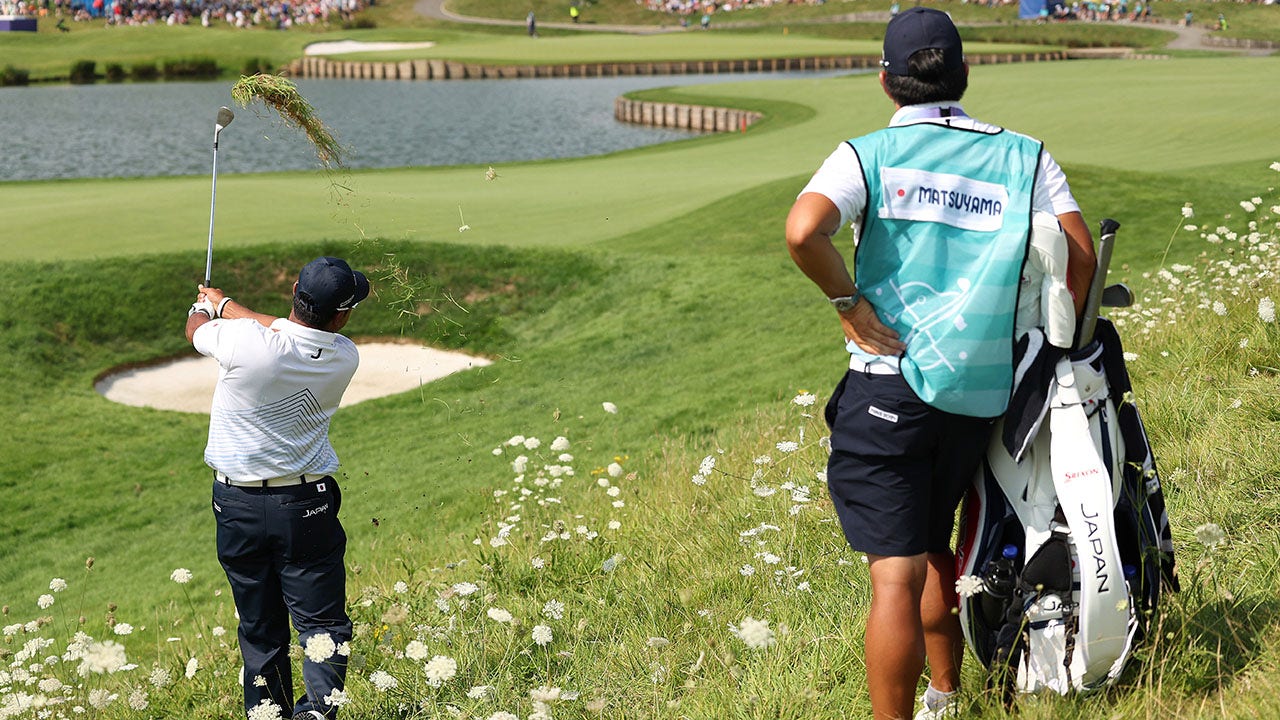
[193,317,358,481]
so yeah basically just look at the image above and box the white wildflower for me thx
[602,402,618,414]
[405,640,429,661]
[523,437,541,450]
[486,607,513,624]
[532,625,553,646]
[323,688,350,707]
[776,441,799,453]
[1181,204,1194,218]
[148,666,172,688]
[49,578,67,592]
[531,557,546,569]
[78,641,128,675]
[394,581,408,594]
[1194,523,1226,549]
[185,657,199,678]
[1241,201,1257,213]
[792,392,817,407]
[607,519,621,530]
[729,617,776,650]
[1259,297,1275,323]
[740,564,755,577]
[955,575,987,597]
[467,685,492,699]
[37,594,54,609]
[423,655,458,687]
[304,633,337,663]
[543,599,565,620]
[112,623,133,636]
[170,568,193,584]
[550,436,570,451]
[87,688,114,709]
[247,699,284,720]
[370,670,397,691]
[1212,300,1227,316]
[452,582,479,596]
[128,688,149,711]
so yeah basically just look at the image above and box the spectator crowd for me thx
[1,0,369,28]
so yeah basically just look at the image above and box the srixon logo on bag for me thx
[1081,504,1112,594]
[1061,466,1103,483]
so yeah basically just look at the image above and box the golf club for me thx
[1076,218,1120,349]
[205,106,235,288]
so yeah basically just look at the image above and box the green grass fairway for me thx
[5,57,1278,270]
[4,54,1280,718]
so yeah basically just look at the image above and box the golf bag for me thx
[955,223,1178,696]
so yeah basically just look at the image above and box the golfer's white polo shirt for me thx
[800,102,1082,372]
[193,317,359,481]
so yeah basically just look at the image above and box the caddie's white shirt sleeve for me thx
[798,142,866,233]
[1034,149,1081,217]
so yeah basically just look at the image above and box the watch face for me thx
[833,297,857,312]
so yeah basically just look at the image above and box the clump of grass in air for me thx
[231,73,344,168]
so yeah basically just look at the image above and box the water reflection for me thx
[0,71,843,181]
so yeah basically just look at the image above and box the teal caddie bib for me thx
[849,121,1041,417]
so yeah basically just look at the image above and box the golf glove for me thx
[189,301,216,319]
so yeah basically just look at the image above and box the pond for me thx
[0,71,844,182]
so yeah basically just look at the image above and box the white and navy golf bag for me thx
[956,318,1178,696]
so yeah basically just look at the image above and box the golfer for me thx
[785,9,1095,719]
[185,256,370,720]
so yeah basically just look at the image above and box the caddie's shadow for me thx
[1118,589,1280,696]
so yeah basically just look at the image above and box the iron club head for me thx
[215,105,235,130]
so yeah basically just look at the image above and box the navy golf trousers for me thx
[212,477,352,719]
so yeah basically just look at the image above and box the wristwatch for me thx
[829,291,860,313]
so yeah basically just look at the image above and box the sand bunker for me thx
[96,342,490,414]
[304,40,436,56]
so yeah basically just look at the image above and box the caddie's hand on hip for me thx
[839,298,905,356]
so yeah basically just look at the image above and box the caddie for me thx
[185,257,369,720]
[784,8,1096,719]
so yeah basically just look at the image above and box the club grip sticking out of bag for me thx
[1076,218,1120,350]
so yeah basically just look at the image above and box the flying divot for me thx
[230,73,345,168]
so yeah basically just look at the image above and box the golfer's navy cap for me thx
[296,257,369,314]
[881,7,964,77]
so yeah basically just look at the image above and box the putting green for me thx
[4,56,1278,265]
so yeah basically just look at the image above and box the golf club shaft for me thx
[205,130,221,288]
[1077,218,1121,349]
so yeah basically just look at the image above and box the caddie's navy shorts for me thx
[824,368,994,557]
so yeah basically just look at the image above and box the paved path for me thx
[414,0,1275,55]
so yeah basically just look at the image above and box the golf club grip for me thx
[1077,218,1121,349]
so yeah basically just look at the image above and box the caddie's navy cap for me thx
[296,256,370,314]
[881,7,964,77]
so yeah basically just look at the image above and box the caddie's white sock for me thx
[923,684,958,711]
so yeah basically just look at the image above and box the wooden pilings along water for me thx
[613,98,762,133]
[285,51,1070,82]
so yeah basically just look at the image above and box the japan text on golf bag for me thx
[955,217,1179,696]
